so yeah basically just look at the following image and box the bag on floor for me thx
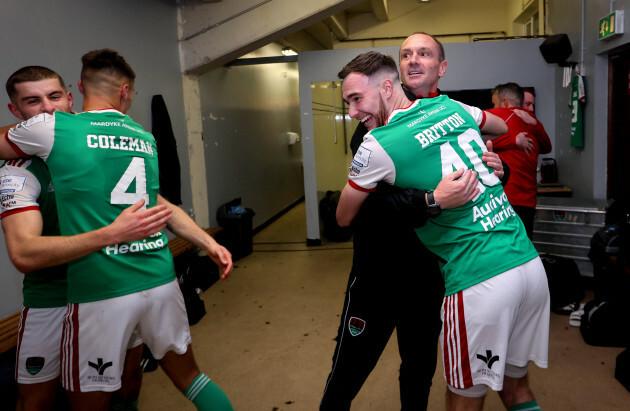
[540,254,584,313]
[319,190,352,242]
[140,345,158,373]
[580,298,630,347]
[616,348,630,392]
[175,252,209,326]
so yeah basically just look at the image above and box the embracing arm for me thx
[2,200,171,273]
[530,121,552,154]
[0,131,20,159]
[336,184,370,227]
[480,112,508,141]
[157,195,233,280]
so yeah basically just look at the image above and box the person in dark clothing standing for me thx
[320,33,508,410]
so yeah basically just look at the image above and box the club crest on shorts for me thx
[89,358,113,375]
[87,357,116,384]
[348,317,366,336]
[476,350,500,369]
[25,356,45,376]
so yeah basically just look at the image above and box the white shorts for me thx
[15,306,66,384]
[441,257,550,392]
[60,280,191,392]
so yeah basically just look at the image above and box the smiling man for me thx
[321,33,508,411]
[336,51,549,411]
[1,66,174,410]
[399,32,447,99]
[0,51,234,411]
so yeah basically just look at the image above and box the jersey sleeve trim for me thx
[5,134,30,158]
[348,179,376,193]
[1,205,40,219]
[478,110,487,130]
[7,138,30,158]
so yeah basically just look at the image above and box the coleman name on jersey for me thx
[86,134,154,155]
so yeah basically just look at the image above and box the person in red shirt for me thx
[488,82,552,238]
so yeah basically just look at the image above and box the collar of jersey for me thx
[417,91,440,99]
[84,108,124,115]
[385,99,421,126]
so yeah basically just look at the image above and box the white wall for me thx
[312,81,357,195]
[0,0,187,318]
[198,44,304,228]
[546,0,630,200]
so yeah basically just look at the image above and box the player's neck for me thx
[82,94,123,113]
[391,89,413,112]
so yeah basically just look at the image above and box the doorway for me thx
[608,47,630,206]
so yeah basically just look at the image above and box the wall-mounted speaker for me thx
[539,34,572,64]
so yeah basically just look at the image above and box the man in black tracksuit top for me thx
[320,82,509,410]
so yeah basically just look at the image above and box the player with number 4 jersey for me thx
[6,110,175,303]
[1,50,233,410]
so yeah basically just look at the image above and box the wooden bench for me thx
[167,227,223,258]
[0,311,20,355]
[0,227,223,355]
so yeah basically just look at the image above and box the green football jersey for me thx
[8,110,175,303]
[349,95,539,295]
[0,158,67,308]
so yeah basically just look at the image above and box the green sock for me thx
[124,399,139,411]
[509,400,542,411]
[109,397,139,411]
[184,373,234,411]
[109,396,125,411]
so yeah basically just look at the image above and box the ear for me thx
[78,80,84,95]
[501,98,510,108]
[7,103,24,121]
[67,92,74,111]
[380,78,393,98]
[121,84,130,102]
[438,59,448,78]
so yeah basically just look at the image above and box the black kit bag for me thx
[174,251,219,326]
[580,298,630,347]
[616,348,630,392]
[540,254,584,313]
[588,224,630,299]
[615,348,630,391]
[319,190,353,242]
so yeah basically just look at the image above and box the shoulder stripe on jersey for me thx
[478,111,487,130]
[5,134,30,158]
[1,206,40,219]
[5,158,29,167]
[348,179,376,193]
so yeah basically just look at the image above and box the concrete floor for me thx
[138,202,629,410]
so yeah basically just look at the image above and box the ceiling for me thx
[276,0,398,52]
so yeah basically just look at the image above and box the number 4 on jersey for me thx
[111,157,149,209]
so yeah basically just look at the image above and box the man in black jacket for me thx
[320,32,508,410]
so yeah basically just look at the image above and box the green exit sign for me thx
[599,10,624,40]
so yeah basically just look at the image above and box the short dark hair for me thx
[6,66,66,102]
[81,48,136,87]
[495,82,524,107]
[523,87,535,97]
[407,32,445,61]
[338,51,399,82]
